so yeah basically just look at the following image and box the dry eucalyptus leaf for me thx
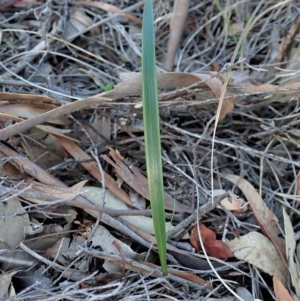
[0,196,30,249]
[222,174,286,263]
[91,225,145,274]
[52,134,132,206]
[23,179,88,204]
[0,92,59,104]
[80,186,180,237]
[0,103,70,125]
[101,72,234,121]
[103,149,192,213]
[226,232,287,284]
[101,72,223,98]
[283,208,300,297]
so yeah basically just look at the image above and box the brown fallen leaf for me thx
[102,149,192,213]
[0,113,76,144]
[190,224,233,261]
[0,141,66,187]
[226,232,287,284]
[101,72,234,121]
[0,103,70,125]
[222,174,286,263]
[0,94,111,141]
[273,276,294,301]
[102,72,224,99]
[52,134,132,206]
[0,91,59,104]
[24,179,88,201]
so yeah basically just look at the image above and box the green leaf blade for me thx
[142,0,167,276]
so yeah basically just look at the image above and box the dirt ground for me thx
[1,1,300,300]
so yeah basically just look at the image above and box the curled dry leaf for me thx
[226,232,287,284]
[222,174,286,263]
[190,224,233,261]
[101,72,235,121]
[213,189,248,212]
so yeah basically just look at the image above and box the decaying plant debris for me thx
[1,1,300,300]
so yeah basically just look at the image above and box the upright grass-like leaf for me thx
[142,0,167,275]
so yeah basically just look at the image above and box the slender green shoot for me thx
[142,0,167,275]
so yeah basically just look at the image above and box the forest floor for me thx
[0,1,300,300]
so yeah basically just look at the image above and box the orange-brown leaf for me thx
[273,276,294,301]
[190,224,233,261]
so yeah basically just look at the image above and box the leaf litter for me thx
[0,0,300,300]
